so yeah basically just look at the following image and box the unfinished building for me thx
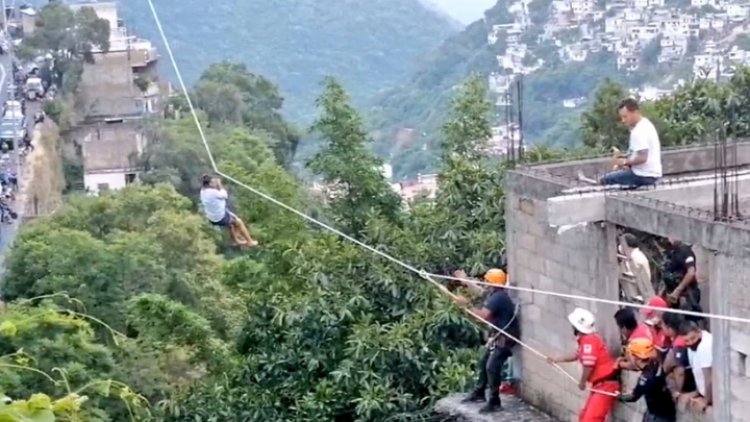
[505,143,750,422]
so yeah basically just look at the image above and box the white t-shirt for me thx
[688,330,713,397]
[200,188,228,223]
[628,117,662,178]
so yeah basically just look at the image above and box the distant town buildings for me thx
[53,0,168,195]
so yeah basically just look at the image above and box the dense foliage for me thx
[121,0,459,122]
[7,7,744,415]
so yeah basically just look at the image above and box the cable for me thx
[146,0,218,172]
[431,273,750,325]
[145,1,725,398]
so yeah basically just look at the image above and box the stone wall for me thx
[506,171,621,421]
[714,254,750,422]
[505,169,750,421]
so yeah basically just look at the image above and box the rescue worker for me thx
[641,296,669,354]
[548,308,620,422]
[619,338,677,422]
[614,307,654,371]
[458,268,520,414]
[662,238,703,324]
[200,174,258,248]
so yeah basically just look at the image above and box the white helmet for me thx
[568,307,596,334]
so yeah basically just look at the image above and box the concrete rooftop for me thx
[516,141,750,224]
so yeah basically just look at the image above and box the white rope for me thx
[146,0,218,172]
[144,1,727,398]
[430,273,750,325]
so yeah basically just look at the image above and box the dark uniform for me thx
[620,361,676,422]
[664,243,702,323]
[464,288,520,411]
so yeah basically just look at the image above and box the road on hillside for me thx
[0,52,42,290]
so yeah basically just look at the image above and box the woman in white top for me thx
[200,174,258,248]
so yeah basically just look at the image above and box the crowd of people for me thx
[451,265,712,421]
[450,98,715,421]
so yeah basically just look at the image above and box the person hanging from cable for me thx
[619,337,677,422]
[548,308,620,422]
[455,268,520,414]
[200,174,258,248]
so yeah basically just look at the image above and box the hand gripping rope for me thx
[147,0,750,398]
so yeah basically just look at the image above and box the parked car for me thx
[25,77,44,101]
[2,100,24,122]
[0,118,26,150]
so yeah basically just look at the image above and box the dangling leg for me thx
[228,223,248,246]
[230,213,258,248]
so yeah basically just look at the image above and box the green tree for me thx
[308,78,402,235]
[22,2,110,93]
[194,62,300,166]
[581,79,630,149]
[411,76,506,274]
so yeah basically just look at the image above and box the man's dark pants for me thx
[474,342,514,403]
[599,169,658,188]
[643,413,676,422]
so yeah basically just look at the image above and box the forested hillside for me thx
[119,0,460,122]
[371,0,717,178]
[7,2,750,420]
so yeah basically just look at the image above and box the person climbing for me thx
[548,308,620,422]
[200,174,258,248]
[619,338,677,422]
[662,238,703,325]
[457,268,520,414]
[578,98,662,189]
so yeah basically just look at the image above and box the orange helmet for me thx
[628,338,655,360]
[484,269,507,286]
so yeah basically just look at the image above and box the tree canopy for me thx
[6,45,743,419]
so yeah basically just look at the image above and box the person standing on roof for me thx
[457,269,520,414]
[579,98,662,188]
[548,308,620,422]
[619,338,677,422]
[200,174,258,248]
[662,238,703,325]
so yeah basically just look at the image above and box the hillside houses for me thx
[486,0,750,118]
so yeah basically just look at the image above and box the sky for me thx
[423,0,497,24]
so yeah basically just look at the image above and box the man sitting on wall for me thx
[456,269,520,414]
[578,98,662,189]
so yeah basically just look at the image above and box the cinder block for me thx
[731,330,750,355]
[731,377,750,402]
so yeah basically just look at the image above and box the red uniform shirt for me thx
[629,322,654,343]
[646,323,668,351]
[577,333,617,384]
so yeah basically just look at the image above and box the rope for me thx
[144,1,724,399]
[146,0,218,172]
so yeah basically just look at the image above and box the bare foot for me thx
[577,170,598,185]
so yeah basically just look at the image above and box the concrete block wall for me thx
[506,186,621,421]
[715,254,750,422]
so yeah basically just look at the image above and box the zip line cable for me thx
[145,0,606,394]
[146,0,743,397]
[146,0,218,172]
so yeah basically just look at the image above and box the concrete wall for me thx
[84,171,127,195]
[506,171,622,421]
[506,169,750,421]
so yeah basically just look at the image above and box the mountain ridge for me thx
[118,0,459,123]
